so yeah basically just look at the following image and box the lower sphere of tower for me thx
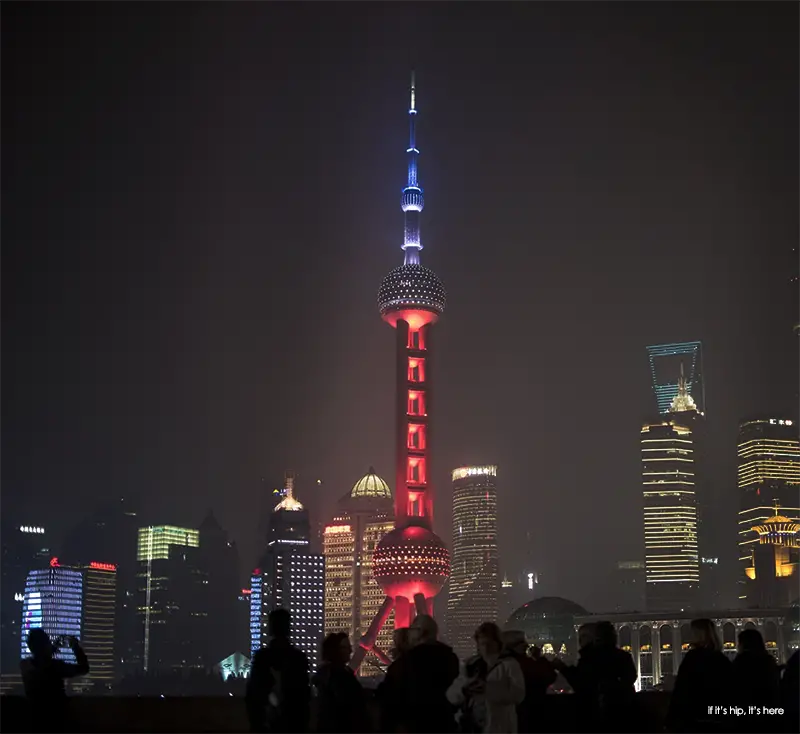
[373,525,450,600]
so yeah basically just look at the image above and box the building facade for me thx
[646,341,705,415]
[1,521,50,674]
[135,525,202,672]
[81,561,117,688]
[738,417,800,603]
[323,469,395,676]
[448,465,499,659]
[641,397,700,612]
[575,608,797,691]
[21,561,83,663]
[251,475,324,671]
[748,511,799,608]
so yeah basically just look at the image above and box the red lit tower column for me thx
[350,73,450,671]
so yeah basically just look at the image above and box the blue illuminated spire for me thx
[401,71,424,265]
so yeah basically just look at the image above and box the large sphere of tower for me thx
[373,525,451,599]
[377,264,446,321]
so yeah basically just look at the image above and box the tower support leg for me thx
[395,596,411,628]
[413,592,428,616]
[350,596,394,673]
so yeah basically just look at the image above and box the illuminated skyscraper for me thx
[642,377,701,611]
[135,525,201,672]
[448,466,499,659]
[1,522,50,674]
[646,342,705,415]
[351,74,451,671]
[323,469,394,675]
[251,474,324,671]
[747,507,799,607]
[738,417,800,602]
[21,560,83,663]
[81,561,117,688]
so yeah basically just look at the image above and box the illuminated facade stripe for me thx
[641,421,699,611]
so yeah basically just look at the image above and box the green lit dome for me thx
[351,467,392,500]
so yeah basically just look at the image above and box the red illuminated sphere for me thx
[373,525,451,599]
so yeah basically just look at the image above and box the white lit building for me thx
[251,474,324,671]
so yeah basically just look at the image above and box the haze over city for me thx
[3,0,797,618]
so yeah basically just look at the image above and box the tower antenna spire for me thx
[401,70,423,265]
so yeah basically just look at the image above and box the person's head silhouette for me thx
[27,628,54,660]
[269,608,291,640]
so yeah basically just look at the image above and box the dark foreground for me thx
[1,692,674,733]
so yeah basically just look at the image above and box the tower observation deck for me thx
[351,74,451,671]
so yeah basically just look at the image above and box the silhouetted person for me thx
[20,630,89,733]
[398,614,460,733]
[502,634,556,733]
[376,628,413,732]
[448,622,526,733]
[732,628,780,731]
[779,650,799,733]
[554,621,636,732]
[551,623,597,731]
[313,633,369,733]
[667,618,732,733]
[247,609,310,733]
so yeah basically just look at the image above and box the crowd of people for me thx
[246,610,799,734]
[16,614,799,733]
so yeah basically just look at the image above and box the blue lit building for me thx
[250,474,324,671]
[20,563,83,663]
[646,341,705,415]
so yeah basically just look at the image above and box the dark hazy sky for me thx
[3,2,797,611]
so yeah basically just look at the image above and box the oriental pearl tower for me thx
[350,73,450,672]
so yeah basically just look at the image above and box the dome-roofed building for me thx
[323,469,395,676]
[348,467,392,503]
[506,597,588,658]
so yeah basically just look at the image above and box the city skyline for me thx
[3,2,797,615]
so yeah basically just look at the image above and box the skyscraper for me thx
[1,521,50,674]
[21,560,83,663]
[251,474,324,671]
[135,525,202,672]
[642,377,701,611]
[323,469,394,676]
[748,507,799,607]
[646,342,705,415]
[351,73,451,671]
[448,466,499,659]
[81,561,117,689]
[737,417,800,602]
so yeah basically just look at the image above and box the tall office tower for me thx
[81,561,117,689]
[351,74,451,672]
[196,511,241,665]
[21,559,83,663]
[62,498,140,678]
[135,525,202,672]
[251,474,324,671]
[323,469,395,675]
[499,574,514,625]
[448,466,499,659]
[641,378,701,612]
[646,341,705,415]
[738,417,800,602]
[1,522,50,674]
[748,507,799,607]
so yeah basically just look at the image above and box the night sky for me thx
[3,2,797,612]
